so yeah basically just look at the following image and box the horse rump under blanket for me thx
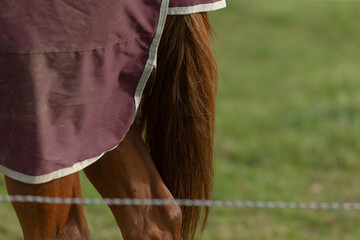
[0,0,226,184]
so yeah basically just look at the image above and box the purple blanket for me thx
[0,0,226,184]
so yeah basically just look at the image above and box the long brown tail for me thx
[138,13,217,240]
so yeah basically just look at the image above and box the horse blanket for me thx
[0,0,226,184]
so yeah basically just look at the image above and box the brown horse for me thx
[4,13,217,240]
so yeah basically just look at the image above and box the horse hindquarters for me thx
[83,125,182,240]
[5,173,91,240]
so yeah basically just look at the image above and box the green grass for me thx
[2,0,360,239]
[205,1,360,239]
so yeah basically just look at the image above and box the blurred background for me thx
[1,0,360,239]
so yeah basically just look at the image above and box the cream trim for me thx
[168,0,226,15]
[0,143,119,184]
[134,0,169,110]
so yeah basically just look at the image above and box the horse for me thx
[3,7,219,240]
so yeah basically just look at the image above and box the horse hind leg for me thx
[83,125,182,240]
[5,172,91,240]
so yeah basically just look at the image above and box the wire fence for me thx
[1,195,360,210]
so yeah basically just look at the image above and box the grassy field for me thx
[2,0,360,239]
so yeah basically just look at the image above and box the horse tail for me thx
[137,13,217,240]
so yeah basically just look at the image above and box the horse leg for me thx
[83,125,182,240]
[5,172,91,240]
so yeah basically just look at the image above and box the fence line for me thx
[1,195,360,210]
